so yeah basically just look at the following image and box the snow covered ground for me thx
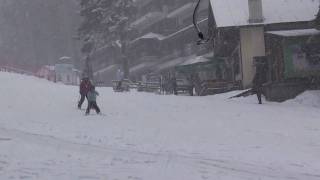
[0,71,320,180]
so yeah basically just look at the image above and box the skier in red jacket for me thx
[78,77,92,109]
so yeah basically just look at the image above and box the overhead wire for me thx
[192,0,214,45]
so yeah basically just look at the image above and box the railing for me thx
[137,81,160,92]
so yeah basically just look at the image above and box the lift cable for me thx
[193,0,212,45]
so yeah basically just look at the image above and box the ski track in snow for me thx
[1,127,319,180]
[0,72,320,180]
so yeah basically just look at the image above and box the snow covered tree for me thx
[0,0,80,71]
[315,7,320,30]
[78,0,136,78]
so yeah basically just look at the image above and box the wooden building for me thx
[264,29,320,101]
[208,0,319,89]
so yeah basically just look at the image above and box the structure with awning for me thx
[153,55,195,73]
[175,53,228,81]
[129,61,158,80]
[130,32,165,46]
[265,28,320,80]
[93,64,121,86]
[209,0,320,89]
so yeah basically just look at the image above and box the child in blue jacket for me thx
[85,85,101,115]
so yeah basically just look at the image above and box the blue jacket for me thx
[87,90,99,102]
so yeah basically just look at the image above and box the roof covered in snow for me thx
[93,64,118,76]
[267,28,320,37]
[130,32,165,44]
[210,0,320,28]
[180,53,213,66]
[129,62,157,74]
[59,56,71,60]
[155,55,195,72]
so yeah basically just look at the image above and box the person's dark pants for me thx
[173,84,177,95]
[86,101,100,114]
[116,81,122,90]
[189,86,194,96]
[254,86,262,104]
[78,94,87,108]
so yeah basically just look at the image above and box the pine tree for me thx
[78,0,136,78]
[0,0,80,71]
[315,8,320,30]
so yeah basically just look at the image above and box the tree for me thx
[0,0,80,71]
[78,0,136,79]
[315,7,320,30]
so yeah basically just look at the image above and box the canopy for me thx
[176,56,225,73]
[130,32,165,45]
[180,55,211,66]
[129,62,157,74]
[154,56,194,73]
[93,64,118,76]
[266,28,320,37]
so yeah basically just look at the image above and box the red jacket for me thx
[80,80,92,95]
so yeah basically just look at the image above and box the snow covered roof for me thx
[130,32,165,44]
[180,54,212,66]
[93,64,118,76]
[210,0,320,28]
[267,28,320,37]
[59,56,71,60]
[155,56,194,72]
[129,62,157,74]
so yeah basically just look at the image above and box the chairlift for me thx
[193,0,210,45]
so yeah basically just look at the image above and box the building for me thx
[208,0,320,90]
[90,0,320,99]
[54,57,80,85]
[54,63,80,85]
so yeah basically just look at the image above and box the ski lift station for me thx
[89,0,320,101]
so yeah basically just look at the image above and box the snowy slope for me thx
[0,71,320,180]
